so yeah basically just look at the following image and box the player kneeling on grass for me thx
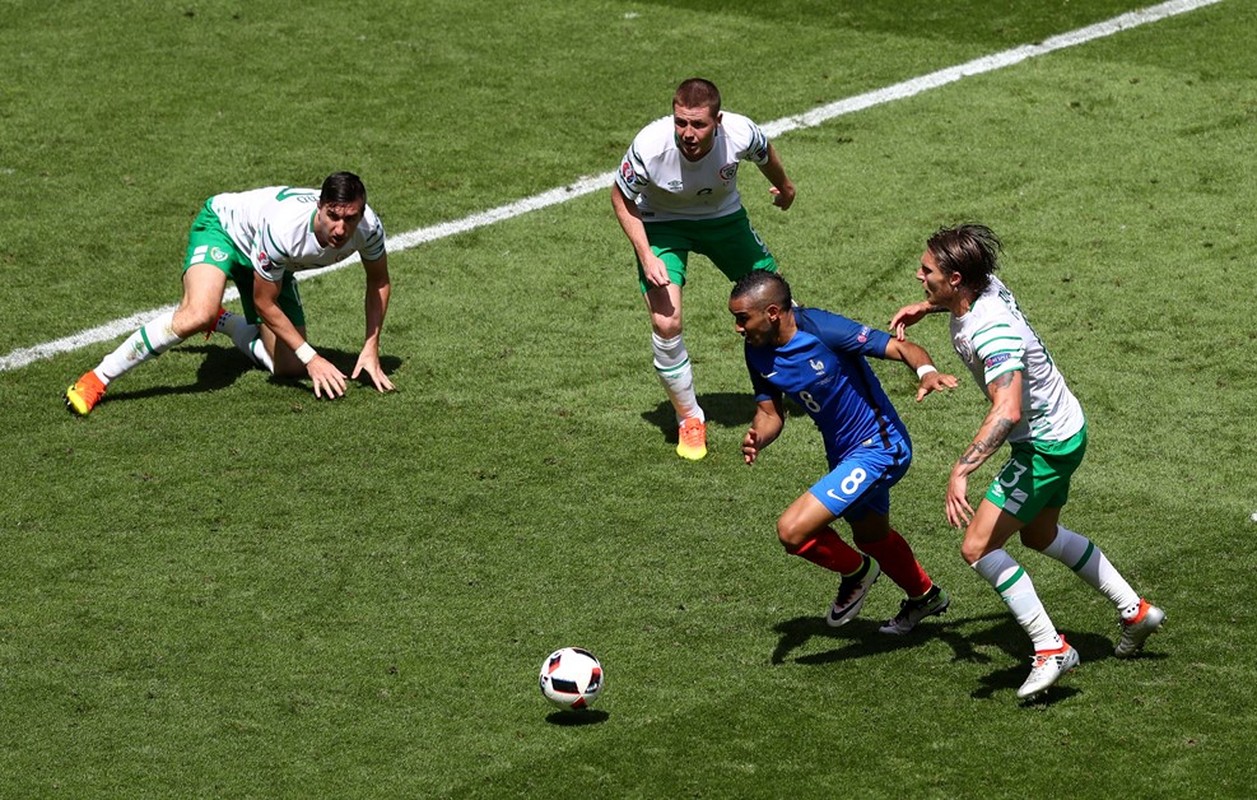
[65,172,394,416]
[891,223,1165,700]
[731,271,957,634]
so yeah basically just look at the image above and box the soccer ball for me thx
[538,647,604,710]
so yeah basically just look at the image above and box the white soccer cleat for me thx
[1016,638,1080,699]
[1115,599,1165,658]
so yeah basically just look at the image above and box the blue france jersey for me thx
[745,308,909,464]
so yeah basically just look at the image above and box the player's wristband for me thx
[916,364,938,379]
[295,343,318,365]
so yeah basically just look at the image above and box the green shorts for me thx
[638,207,777,293]
[985,424,1088,523]
[184,200,306,327]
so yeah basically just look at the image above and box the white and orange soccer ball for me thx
[538,647,604,710]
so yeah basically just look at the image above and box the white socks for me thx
[973,549,1062,651]
[652,333,702,423]
[215,310,273,372]
[1039,525,1141,616]
[95,310,182,384]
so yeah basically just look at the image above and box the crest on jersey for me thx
[719,163,738,181]
[810,358,827,376]
[620,160,642,188]
[210,247,228,262]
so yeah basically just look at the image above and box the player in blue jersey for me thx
[730,271,959,632]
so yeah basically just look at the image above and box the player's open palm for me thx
[352,354,395,393]
[916,370,959,402]
[307,355,348,399]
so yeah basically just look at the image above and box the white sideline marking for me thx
[1,0,1221,374]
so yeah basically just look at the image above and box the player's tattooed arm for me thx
[957,418,1015,465]
[954,371,1020,473]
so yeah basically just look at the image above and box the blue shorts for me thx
[809,436,911,521]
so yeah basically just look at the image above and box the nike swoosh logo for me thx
[826,489,845,501]
[760,371,778,378]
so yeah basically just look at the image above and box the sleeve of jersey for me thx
[252,222,289,283]
[972,322,1026,384]
[359,209,387,261]
[614,142,651,199]
[797,308,891,357]
[735,117,771,165]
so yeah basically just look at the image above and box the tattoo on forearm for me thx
[957,418,1015,466]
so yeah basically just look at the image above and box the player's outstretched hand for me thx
[916,370,959,402]
[307,355,348,399]
[742,429,761,465]
[889,301,933,341]
[770,184,795,211]
[351,353,395,393]
[945,473,973,528]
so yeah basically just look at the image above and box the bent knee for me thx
[651,317,682,339]
[776,518,811,550]
[959,540,989,566]
[172,307,218,337]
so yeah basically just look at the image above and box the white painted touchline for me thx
[0,0,1221,373]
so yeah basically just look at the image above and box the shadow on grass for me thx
[772,609,1136,704]
[770,611,1013,666]
[98,344,403,408]
[641,392,755,443]
[545,709,610,726]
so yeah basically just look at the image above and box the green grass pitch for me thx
[1,0,1255,796]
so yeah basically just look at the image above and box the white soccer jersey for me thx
[209,186,386,283]
[950,275,1086,444]
[614,111,770,222]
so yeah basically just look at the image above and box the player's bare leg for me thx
[645,283,705,459]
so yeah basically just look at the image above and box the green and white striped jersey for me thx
[950,275,1085,444]
[209,186,386,283]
